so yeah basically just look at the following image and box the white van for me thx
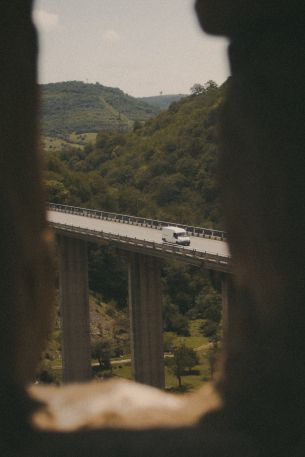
[161,226,190,246]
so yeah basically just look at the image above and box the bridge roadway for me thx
[48,210,230,272]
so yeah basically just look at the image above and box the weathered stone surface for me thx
[29,380,220,431]
[0,0,55,451]
[195,0,305,453]
[195,0,305,36]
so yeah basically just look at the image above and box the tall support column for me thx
[128,253,164,389]
[58,235,92,382]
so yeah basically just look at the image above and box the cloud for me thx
[102,30,120,43]
[32,9,59,32]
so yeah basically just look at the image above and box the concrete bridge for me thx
[48,203,231,388]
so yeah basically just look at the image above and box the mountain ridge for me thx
[41,81,187,139]
[40,81,159,137]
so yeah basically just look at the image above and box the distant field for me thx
[42,132,97,151]
[112,358,211,391]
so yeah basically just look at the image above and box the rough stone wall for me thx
[1,1,305,456]
[0,0,55,452]
[195,1,305,452]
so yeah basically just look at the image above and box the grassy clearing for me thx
[165,361,211,391]
[111,364,133,380]
[93,319,213,391]
[42,136,73,151]
[69,132,97,144]
[42,132,97,151]
[164,319,209,351]
[93,355,212,391]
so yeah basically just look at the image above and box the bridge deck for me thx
[48,210,230,258]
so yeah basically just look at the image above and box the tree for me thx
[194,290,222,322]
[163,300,190,336]
[35,359,57,384]
[46,179,70,204]
[169,343,199,388]
[200,319,222,378]
[204,80,218,92]
[91,339,114,371]
[133,120,142,131]
[190,83,206,96]
[163,333,175,352]
[200,319,219,345]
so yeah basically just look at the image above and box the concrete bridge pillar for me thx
[128,253,165,389]
[58,235,92,382]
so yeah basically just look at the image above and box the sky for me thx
[33,0,230,97]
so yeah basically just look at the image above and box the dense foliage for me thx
[46,80,224,228]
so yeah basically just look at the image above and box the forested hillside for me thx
[46,80,224,228]
[41,81,159,137]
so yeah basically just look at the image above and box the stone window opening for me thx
[1,1,305,456]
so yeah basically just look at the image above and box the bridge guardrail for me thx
[48,203,227,241]
[50,222,230,268]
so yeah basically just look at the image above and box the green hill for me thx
[138,94,187,111]
[40,81,160,137]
